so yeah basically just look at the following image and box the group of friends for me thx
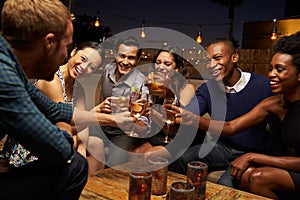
[0,0,300,200]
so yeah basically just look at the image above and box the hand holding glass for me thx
[127,93,147,137]
[161,98,178,143]
[110,96,129,114]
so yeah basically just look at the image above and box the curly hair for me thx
[152,45,188,78]
[274,31,300,72]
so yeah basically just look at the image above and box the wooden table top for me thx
[80,162,271,200]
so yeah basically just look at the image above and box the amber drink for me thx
[187,161,208,200]
[149,157,169,195]
[128,171,152,200]
[170,182,195,200]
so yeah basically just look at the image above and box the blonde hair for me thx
[1,0,71,45]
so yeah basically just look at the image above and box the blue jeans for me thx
[169,140,244,188]
[0,152,88,200]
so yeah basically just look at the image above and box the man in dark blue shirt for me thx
[170,38,284,188]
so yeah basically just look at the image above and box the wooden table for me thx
[80,162,271,200]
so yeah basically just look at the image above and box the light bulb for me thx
[270,19,277,40]
[140,27,146,38]
[270,32,277,40]
[94,17,100,27]
[196,31,202,44]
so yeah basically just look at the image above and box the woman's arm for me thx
[174,95,285,137]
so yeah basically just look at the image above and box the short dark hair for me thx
[206,37,236,54]
[206,37,238,68]
[115,36,142,59]
[273,31,300,72]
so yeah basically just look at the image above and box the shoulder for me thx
[197,80,213,91]
[0,38,23,77]
[248,73,271,91]
[36,75,64,95]
[249,72,269,83]
[135,69,146,78]
[127,68,145,83]
[103,62,116,73]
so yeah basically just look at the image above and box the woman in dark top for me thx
[228,31,300,199]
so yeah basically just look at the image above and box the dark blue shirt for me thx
[0,35,74,165]
[186,73,284,155]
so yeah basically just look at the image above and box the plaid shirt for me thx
[0,35,75,165]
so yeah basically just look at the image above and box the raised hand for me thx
[92,97,112,114]
[112,111,136,130]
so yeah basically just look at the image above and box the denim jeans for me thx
[169,140,245,188]
[0,152,88,200]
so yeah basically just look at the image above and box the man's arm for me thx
[0,75,74,165]
[175,95,285,137]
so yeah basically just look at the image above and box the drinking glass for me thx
[149,157,169,195]
[160,97,178,143]
[145,72,167,105]
[126,92,147,137]
[128,170,152,200]
[187,161,208,200]
[130,100,146,118]
[169,182,195,200]
[110,96,129,114]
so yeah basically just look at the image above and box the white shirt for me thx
[225,69,251,93]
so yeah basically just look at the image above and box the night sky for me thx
[73,0,286,46]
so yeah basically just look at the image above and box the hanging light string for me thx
[76,1,300,28]
[94,11,101,27]
[270,19,277,40]
[75,1,300,43]
[140,20,146,38]
[196,24,203,44]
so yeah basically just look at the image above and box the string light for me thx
[196,24,203,44]
[75,3,300,29]
[68,0,72,13]
[94,11,101,27]
[270,19,277,40]
[140,20,146,38]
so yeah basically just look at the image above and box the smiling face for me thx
[154,51,177,77]
[269,53,300,101]
[206,42,239,85]
[67,47,102,78]
[115,44,139,77]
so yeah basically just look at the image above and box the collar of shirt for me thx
[107,62,139,88]
[225,68,251,93]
